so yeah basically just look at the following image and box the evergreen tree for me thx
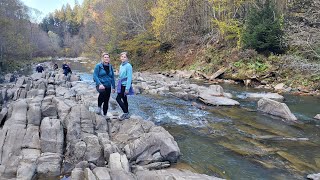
[242,0,284,54]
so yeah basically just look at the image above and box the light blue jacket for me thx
[119,61,132,90]
[93,63,115,89]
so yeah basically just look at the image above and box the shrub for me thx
[242,0,285,54]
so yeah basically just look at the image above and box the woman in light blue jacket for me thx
[93,52,115,119]
[116,52,133,120]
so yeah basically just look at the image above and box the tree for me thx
[242,0,285,54]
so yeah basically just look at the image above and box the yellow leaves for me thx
[213,18,242,48]
[150,0,188,41]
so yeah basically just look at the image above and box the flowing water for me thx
[54,59,320,179]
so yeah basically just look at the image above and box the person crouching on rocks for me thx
[36,64,44,73]
[93,52,115,120]
[116,52,134,120]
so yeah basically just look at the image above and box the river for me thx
[51,59,320,180]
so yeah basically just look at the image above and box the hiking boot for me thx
[119,113,130,120]
[95,107,101,115]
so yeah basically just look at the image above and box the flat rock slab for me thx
[245,92,284,101]
[199,95,239,106]
[135,168,224,180]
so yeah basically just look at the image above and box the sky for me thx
[21,0,83,21]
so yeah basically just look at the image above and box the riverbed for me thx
[53,59,320,179]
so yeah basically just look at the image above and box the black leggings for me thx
[116,85,128,113]
[98,86,111,115]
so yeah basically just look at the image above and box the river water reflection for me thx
[59,59,320,180]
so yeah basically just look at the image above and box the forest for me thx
[0,0,319,91]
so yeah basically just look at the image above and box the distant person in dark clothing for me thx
[36,64,44,73]
[53,63,58,70]
[62,62,72,76]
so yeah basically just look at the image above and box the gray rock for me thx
[30,73,43,81]
[71,168,84,180]
[199,95,240,106]
[83,134,103,163]
[22,125,40,149]
[257,98,297,121]
[40,118,64,154]
[245,92,284,101]
[53,97,71,124]
[74,141,86,160]
[37,152,62,178]
[197,85,239,106]
[0,125,26,164]
[84,168,97,180]
[75,161,89,170]
[46,84,55,95]
[93,167,111,180]
[95,115,108,133]
[15,76,26,88]
[27,103,41,126]
[123,125,180,165]
[109,170,136,180]
[98,133,119,160]
[16,149,41,180]
[41,102,58,118]
[4,99,28,126]
[135,168,223,180]
[109,153,124,171]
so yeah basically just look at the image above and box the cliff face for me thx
[286,0,320,58]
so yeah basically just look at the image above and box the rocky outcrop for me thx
[134,72,239,106]
[257,98,297,121]
[0,71,220,180]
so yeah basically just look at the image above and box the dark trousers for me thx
[98,86,111,115]
[116,85,128,113]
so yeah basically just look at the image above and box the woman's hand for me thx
[112,89,115,93]
[99,84,105,90]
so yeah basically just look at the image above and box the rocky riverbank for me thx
[0,70,222,180]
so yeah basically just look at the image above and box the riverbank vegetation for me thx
[1,0,319,91]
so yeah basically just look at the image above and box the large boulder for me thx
[257,98,297,121]
[122,126,180,164]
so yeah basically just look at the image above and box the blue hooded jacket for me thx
[118,61,132,91]
[93,63,115,89]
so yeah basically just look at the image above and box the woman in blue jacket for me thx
[116,52,133,120]
[93,52,115,119]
